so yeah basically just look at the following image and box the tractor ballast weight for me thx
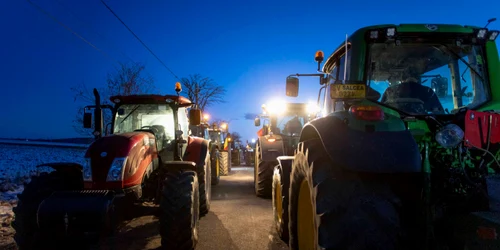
[12,86,210,249]
[276,23,500,249]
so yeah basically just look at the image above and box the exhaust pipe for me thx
[93,88,103,139]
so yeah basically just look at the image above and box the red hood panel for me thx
[85,132,146,158]
[85,132,152,186]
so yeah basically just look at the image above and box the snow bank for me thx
[0,144,87,233]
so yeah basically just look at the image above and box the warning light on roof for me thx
[315,50,324,63]
[175,82,182,93]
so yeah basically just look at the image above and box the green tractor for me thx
[190,118,221,186]
[274,22,500,249]
[207,122,232,176]
[254,102,318,198]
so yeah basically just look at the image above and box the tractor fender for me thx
[299,116,421,173]
[36,162,83,175]
[183,136,210,168]
[162,161,198,172]
[258,135,285,162]
[276,156,294,177]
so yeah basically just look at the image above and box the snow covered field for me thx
[0,144,87,243]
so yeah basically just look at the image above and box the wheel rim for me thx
[298,179,315,250]
[216,157,220,177]
[275,181,283,222]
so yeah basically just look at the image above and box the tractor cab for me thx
[254,101,318,155]
[83,94,199,163]
[287,24,499,120]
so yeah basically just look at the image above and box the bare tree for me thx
[180,74,226,111]
[231,132,242,143]
[71,62,156,136]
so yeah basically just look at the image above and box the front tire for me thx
[210,148,220,186]
[219,151,230,176]
[288,139,402,250]
[159,171,200,250]
[198,155,211,216]
[254,142,275,198]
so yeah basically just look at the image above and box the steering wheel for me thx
[385,98,426,114]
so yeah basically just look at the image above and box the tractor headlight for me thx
[107,157,127,181]
[435,124,464,149]
[83,158,92,181]
[265,100,287,115]
[307,102,320,115]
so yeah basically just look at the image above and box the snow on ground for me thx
[0,144,86,242]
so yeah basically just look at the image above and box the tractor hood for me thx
[84,132,156,187]
[85,132,151,159]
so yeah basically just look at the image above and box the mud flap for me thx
[37,190,116,239]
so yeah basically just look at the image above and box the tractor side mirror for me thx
[189,109,202,126]
[286,76,299,97]
[83,113,92,128]
[254,117,261,127]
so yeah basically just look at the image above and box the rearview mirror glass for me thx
[83,113,92,128]
[286,76,299,97]
[254,117,261,127]
[189,109,202,126]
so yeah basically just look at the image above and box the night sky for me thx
[1,0,498,141]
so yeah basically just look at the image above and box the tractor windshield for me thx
[113,104,175,139]
[367,42,489,115]
[275,114,308,136]
[209,130,224,144]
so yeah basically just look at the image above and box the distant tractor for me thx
[190,114,221,185]
[207,123,232,176]
[12,83,211,249]
[253,101,318,198]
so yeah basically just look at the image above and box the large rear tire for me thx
[254,142,275,198]
[159,171,200,250]
[12,171,83,250]
[197,155,211,216]
[210,148,220,186]
[288,139,402,250]
[219,151,230,176]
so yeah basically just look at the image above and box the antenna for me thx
[485,18,497,28]
[343,34,348,82]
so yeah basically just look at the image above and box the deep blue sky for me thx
[1,0,499,141]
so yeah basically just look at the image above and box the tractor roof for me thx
[323,23,482,72]
[110,95,193,107]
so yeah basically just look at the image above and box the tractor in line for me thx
[273,22,500,249]
[253,102,318,198]
[12,83,211,249]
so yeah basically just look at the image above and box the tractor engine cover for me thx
[464,110,500,149]
[37,190,115,238]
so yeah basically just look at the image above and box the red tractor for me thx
[12,84,211,249]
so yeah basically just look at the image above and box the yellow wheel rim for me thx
[216,157,220,177]
[276,181,283,222]
[298,179,315,250]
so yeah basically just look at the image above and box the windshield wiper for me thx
[439,44,485,82]
[119,105,140,125]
